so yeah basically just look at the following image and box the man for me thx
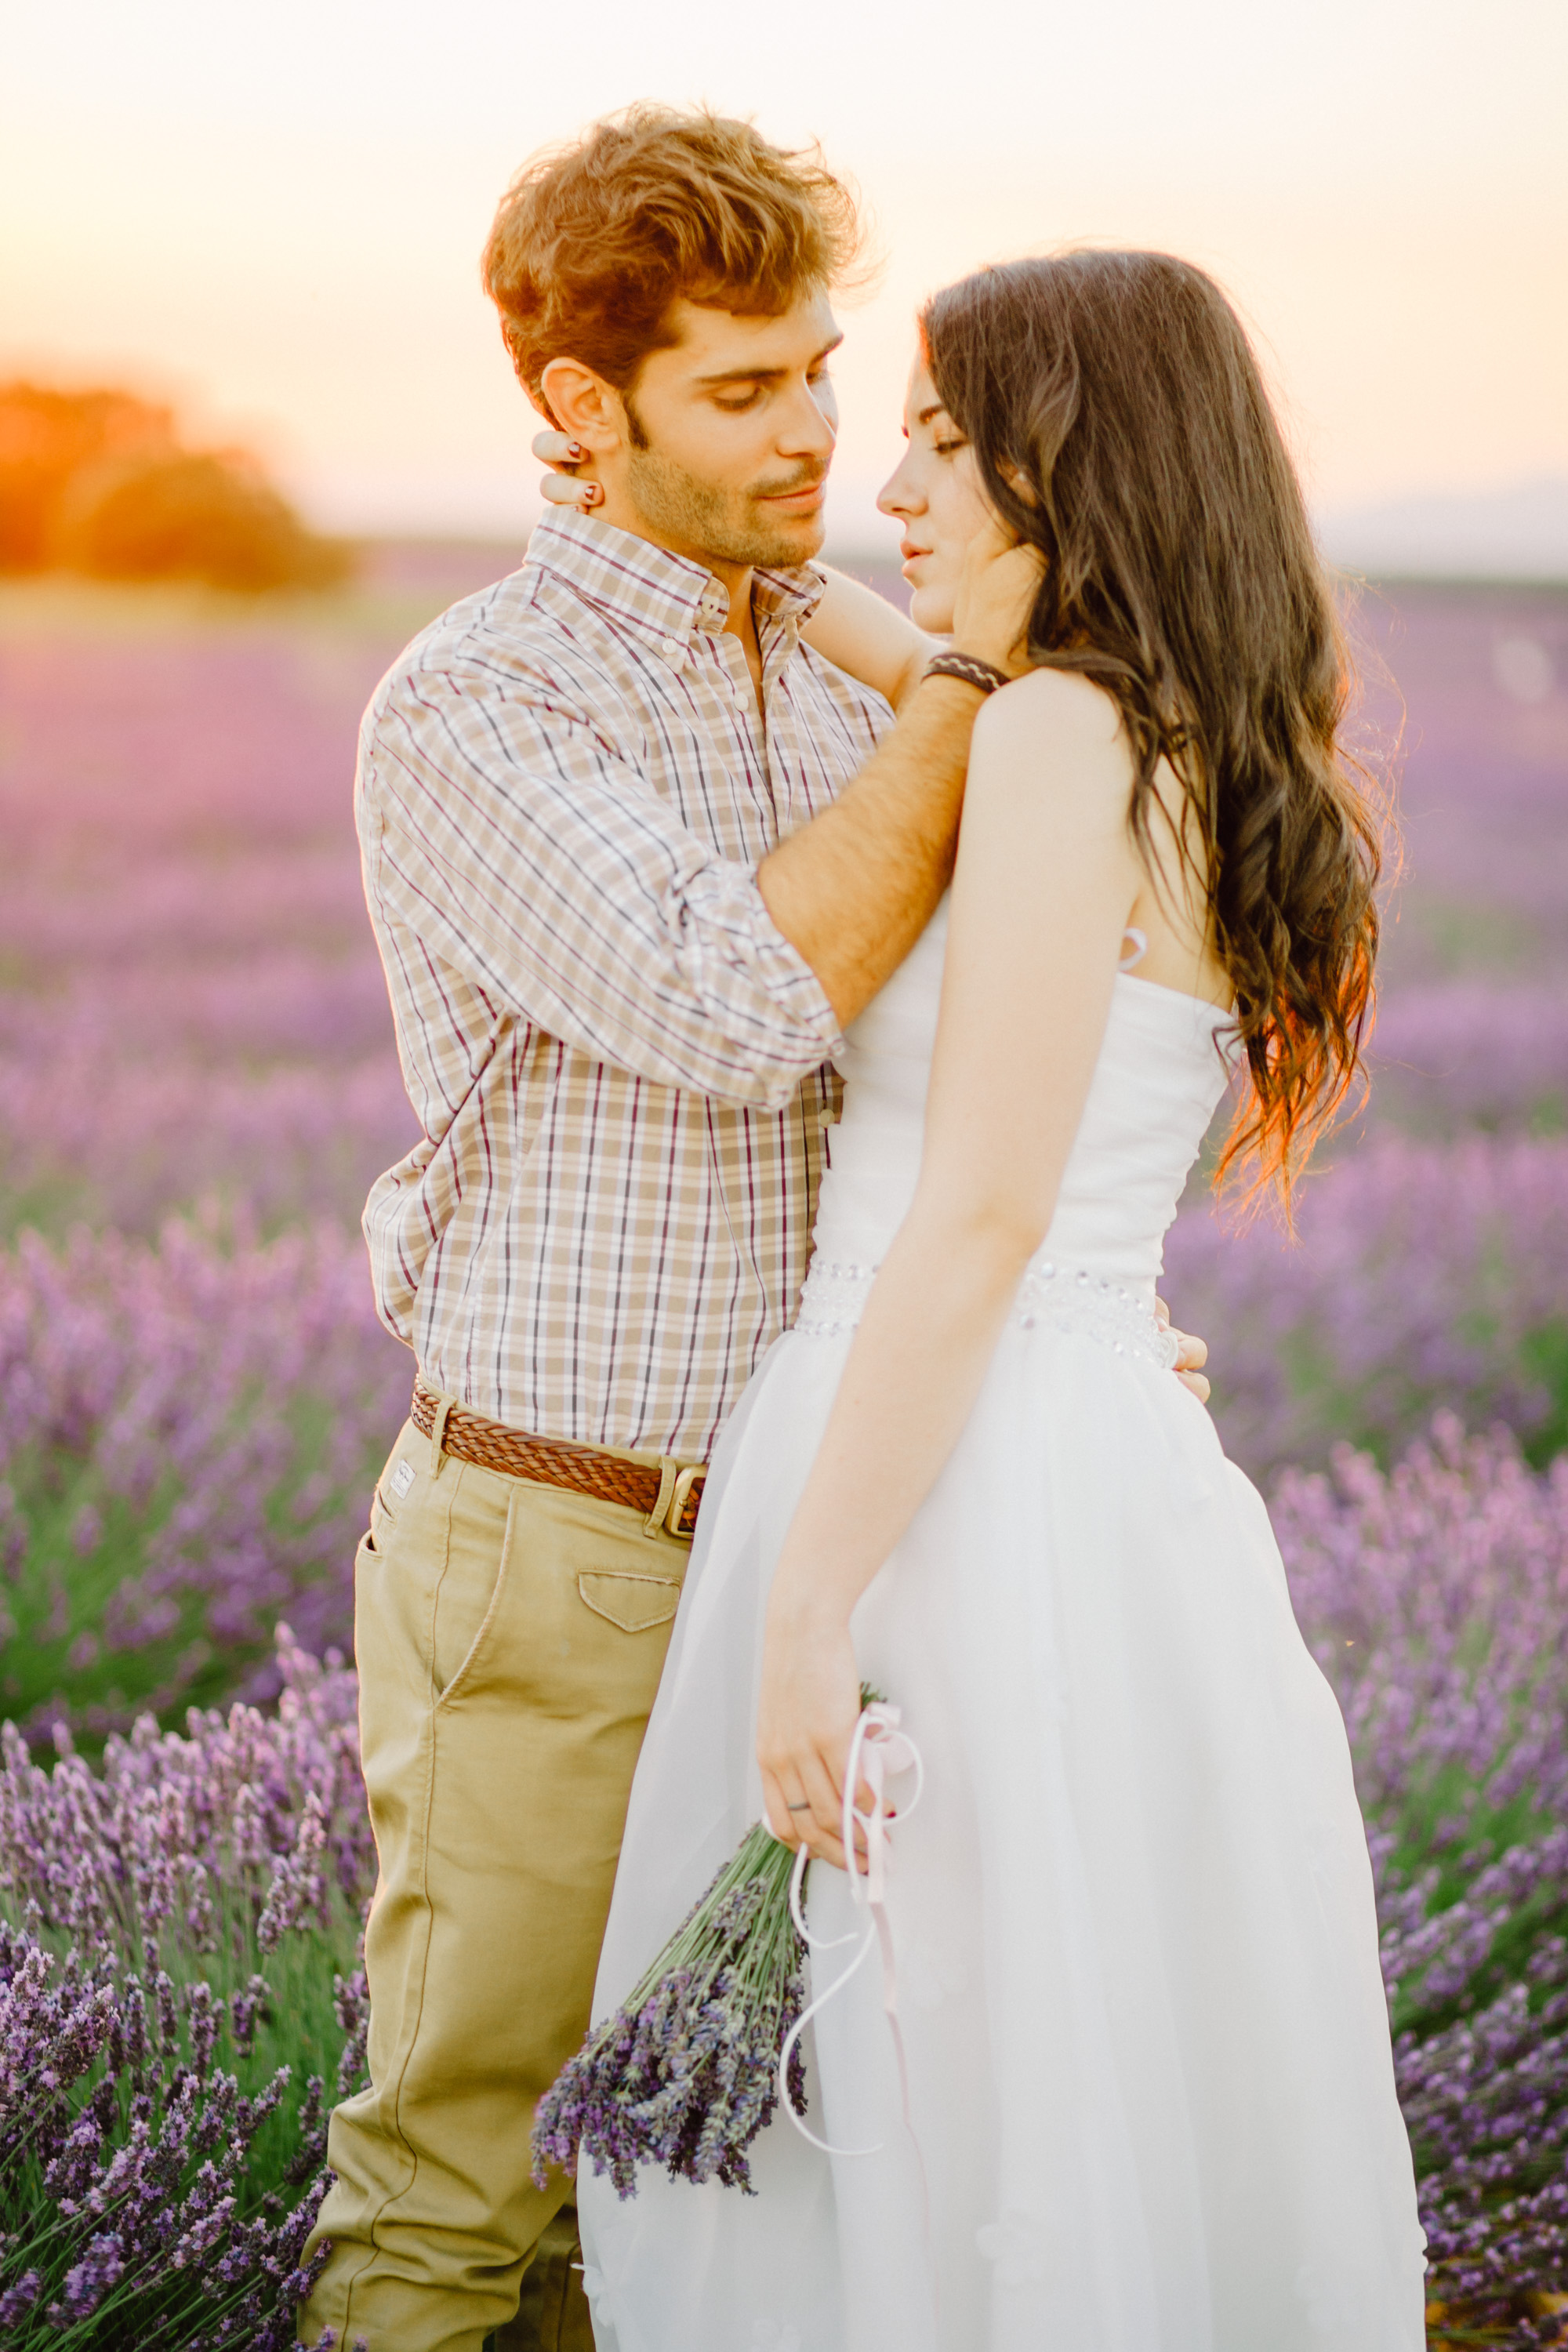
[301,105,1204,2352]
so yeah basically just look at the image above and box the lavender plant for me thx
[0,1631,375,2344]
[1279,1420,1568,2341]
[0,586,416,1243]
[0,1917,365,2346]
[0,1217,408,1739]
[1370,982,1568,1139]
[1167,1131,1568,1479]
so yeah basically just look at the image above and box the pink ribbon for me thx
[777,1701,924,2158]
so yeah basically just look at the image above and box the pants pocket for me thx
[361,1484,393,1559]
[432,1481,514,1704]
[576,1569,684,1633]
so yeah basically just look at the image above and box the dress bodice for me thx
[808,899,1233,1303]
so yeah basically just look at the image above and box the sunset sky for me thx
[5,0,1565,557]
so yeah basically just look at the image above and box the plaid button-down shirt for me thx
[358,508,892,1458]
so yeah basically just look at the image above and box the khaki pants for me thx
[299,1416,695,2352]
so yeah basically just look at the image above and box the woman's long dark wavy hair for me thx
[922,250,1389,1216]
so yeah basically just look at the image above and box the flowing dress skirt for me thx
[578,1311,1427,2352]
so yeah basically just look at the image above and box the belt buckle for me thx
[661,1463,702,1537]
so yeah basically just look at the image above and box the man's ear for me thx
[539,358,630,455]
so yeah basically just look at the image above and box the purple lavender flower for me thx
[46,2231,124,2323]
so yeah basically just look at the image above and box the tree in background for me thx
[0,382,352,591]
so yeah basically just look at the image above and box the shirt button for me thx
[662,637,683,660]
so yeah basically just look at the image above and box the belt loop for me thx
[429,1395,455,1480]
[644,1458,678,1540]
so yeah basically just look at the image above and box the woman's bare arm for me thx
[799,568,938,710]
[755,667,1147,1858]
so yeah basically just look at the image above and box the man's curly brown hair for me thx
[481,106,862,425]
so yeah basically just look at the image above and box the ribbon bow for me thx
[778,1700,924,2156]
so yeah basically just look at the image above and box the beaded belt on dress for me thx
[793,1258,1179,1370]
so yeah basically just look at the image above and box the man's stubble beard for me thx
[623,442,826,573]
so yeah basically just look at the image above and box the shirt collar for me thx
[524,506,826,654]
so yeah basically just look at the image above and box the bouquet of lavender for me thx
[531,1820,808,2199]
[533,1686,911,2203]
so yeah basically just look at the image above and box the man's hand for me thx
[1155,1296,1210,1403]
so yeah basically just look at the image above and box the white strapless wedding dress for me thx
[578,906,1425,2351]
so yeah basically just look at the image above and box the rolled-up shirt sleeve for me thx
[360,657,844,1109]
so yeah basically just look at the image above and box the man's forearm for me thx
[757,677,985,1028]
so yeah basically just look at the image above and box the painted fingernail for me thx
[582,482,603,506]
[567,441,584,459]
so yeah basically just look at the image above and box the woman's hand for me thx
[950,517,1044,676]
[532,427,603,509]
[757,1599,864,1868]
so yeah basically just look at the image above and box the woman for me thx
[573,251,1426,2349]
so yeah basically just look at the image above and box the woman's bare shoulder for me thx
[971,665,1131,797]
[997,662,1114,709]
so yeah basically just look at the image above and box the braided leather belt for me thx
[410,1379,706,1537]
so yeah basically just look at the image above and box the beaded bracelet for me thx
[924,652,1012,695]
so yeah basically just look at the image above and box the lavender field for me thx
[1,554,1566,2342]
